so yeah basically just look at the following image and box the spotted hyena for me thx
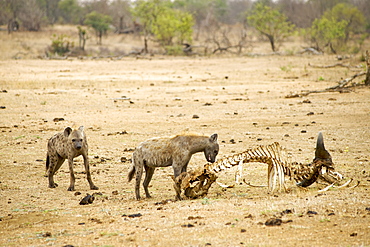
[128,133,219,200]
[46,126,98,191]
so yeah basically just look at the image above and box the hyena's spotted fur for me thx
[46,126,98,191]
[128,133,219,200]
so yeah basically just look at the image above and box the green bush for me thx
[165,45,184,55]
[50,34,73,56]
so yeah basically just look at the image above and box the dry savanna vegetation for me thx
[0,27,370,247]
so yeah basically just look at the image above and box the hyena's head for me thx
[64,126,85,150]
[204,133,219,163]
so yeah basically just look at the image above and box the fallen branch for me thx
[285,71,366,98]
[308,62,351,68]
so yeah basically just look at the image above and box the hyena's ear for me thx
[209,133,218,142]
[315,132,331,160]
[64,127,73,137]
[78,126,85,132]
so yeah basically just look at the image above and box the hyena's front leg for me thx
[67,157,76,191]
[82,153,99,190]
[48,155,64,188]
[173,163,185,178]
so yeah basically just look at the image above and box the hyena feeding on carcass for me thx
[46,126,98,191]
[173,132,347,199]
[128,133,219,200]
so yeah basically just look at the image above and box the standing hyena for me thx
[46,126,98,191]
[128,133,219,200]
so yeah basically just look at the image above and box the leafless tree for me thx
[18,0,45,31]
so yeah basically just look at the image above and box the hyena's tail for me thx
[44,154,50,177]
[46,154,50,172]
[128,165,135,182]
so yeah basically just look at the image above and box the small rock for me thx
[53,117,65,122]
[39,232,52,237]
[122,213,142,218]
[181,223,195,228]
[89,218,102,224]
[281,209,294,215]
[265,218,282,226]
[192,114,199,119]
[307,210,318,215]
[244,214,253,219]
[188,216,203,220]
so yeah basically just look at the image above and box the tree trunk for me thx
[329,43,337,54]
[267,34,275,52]
[119,16,124,33]
[98,31,103,45]
[365,50,370,86]
[144,36,148,54]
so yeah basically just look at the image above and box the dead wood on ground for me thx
[286,51,370,98]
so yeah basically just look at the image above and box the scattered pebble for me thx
[181,223,195,228]
[265,218,282,226]
[307,210,318,215]
[122,213,142,218]
[53,117,64,122]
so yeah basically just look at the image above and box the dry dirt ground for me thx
[0,54,369,247]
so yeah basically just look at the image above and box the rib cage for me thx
[203,142,339,193]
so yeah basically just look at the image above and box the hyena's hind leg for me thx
[134,161,144,200]
[47,155,65,188]
[143,165,155,198]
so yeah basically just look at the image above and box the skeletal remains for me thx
[172,132,357,200]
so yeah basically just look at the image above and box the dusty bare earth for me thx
[0,54,369,247]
